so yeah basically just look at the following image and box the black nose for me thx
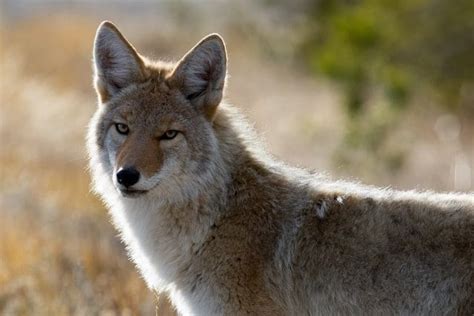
[116,167,140,188]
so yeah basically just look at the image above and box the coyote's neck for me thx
[115,168,228,290]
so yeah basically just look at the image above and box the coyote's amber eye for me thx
[115,123,129,135]
[161,130,179,140]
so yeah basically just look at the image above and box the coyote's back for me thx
[87,21,474,315]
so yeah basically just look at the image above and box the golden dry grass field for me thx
[0,2,472,315]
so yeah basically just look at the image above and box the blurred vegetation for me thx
[300,0,474,170]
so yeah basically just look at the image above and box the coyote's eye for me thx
[161,130,179,140]
[115,123,129,135]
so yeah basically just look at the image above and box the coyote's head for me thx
[88,22,227,199]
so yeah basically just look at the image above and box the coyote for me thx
[87,21,474,315]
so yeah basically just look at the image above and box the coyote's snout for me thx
[87,21,474,315]
[112,127,165,196]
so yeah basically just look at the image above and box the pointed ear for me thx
[169,34,227,118]
[93,21,147,103]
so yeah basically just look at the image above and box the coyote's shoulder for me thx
[87,21,474,315]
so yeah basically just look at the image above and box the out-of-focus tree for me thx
[296,0,474,170]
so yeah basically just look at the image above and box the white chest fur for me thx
[106,193,220,315]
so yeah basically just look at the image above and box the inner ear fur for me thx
[93,21,147,103]
[169,34,227,119]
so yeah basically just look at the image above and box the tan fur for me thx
[87,22,474,315]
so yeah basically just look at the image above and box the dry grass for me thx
[0,7,472,316]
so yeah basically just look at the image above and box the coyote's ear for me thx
[169,34,227,118]
[93,21,146,103]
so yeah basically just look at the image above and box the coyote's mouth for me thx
[118,188,148,198]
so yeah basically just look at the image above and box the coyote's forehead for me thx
[107,78,199,128]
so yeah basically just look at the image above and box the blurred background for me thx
[0,0,473,314]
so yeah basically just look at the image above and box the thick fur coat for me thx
[87,21,474,315]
